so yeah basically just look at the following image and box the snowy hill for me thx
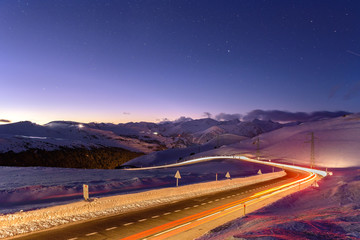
[0,118,285,155]
[200,114,360,168]
[124,134,248,167]
[199,168,360,240]
[2,114,357,169]
[0,121,162,154]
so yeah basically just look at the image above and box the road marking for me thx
[232,194,236,197]
[215,199,219,201]
[196,211,221,221]
[184,207,190,210]
[201,202,206,205]
[163,212,171,215]
[85,232,98,236]
[208,201,213,203]
[226,196,231,198]
[193,205,199,207]
[106,227,117,231]
[124,222,134,226]
[151,215,160,218]
[138,218,147,222]
[153,222,191,237]
[174,210,181,212]
[67,238,78,240]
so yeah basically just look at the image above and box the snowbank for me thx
[0,159,273,214]
[0,171,285,238]
[198,168,360,240]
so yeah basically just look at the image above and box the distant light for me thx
[153,132,158,135]
[78,124,84,128]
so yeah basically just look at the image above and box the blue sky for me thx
[1,0,359,124]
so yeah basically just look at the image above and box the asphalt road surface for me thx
[11,169,308,240]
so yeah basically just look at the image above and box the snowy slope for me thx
[198,168,360,240]
[125,134,248,167]
[199,114,360,168]
[0,118,284,154]
[0,158,273,215]
[0,121,162,153]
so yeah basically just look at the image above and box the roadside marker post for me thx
[225,172,231,180]
[175,170,181,187]
[216,173,218,181]
[243,204,246,216]
[83,184,89,201]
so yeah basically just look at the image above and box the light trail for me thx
[122,170,318,240]
[126,154,328,177]
[121,155,326,239]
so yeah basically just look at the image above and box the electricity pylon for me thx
[305,132,318,169]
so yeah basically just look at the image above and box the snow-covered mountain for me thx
[0,118,285,154]
[240,114,360,168]
[0,121,162,154]
[126,113,360,169]
[125,133,248,167]
[187,113,360,168]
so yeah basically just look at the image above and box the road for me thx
[11,168,314,240]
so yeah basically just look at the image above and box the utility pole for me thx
[305,132,317,169]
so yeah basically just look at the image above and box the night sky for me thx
[1,0,359,124]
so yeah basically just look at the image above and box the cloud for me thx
[158,118,170,123]
[203,112,212,118]
[242,110,351,122]
[0,119,11,123]
[173,116,193,123]
[123,112,131,115]
[159,116,193,124]
[215,113,242,121]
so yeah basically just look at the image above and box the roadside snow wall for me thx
[0,171,285,238]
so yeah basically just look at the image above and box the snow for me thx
[0,159,276,215]
[1,114,359,238]
[203,114,360,168]
[0,117,284,154]
[0,121,164,154]
[197,168,360,240]
[127,114,360,169]
[193,114,360,240]
[0,170,285,238]
[125,133,247,167]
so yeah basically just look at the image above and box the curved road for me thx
[12,168,314,240]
